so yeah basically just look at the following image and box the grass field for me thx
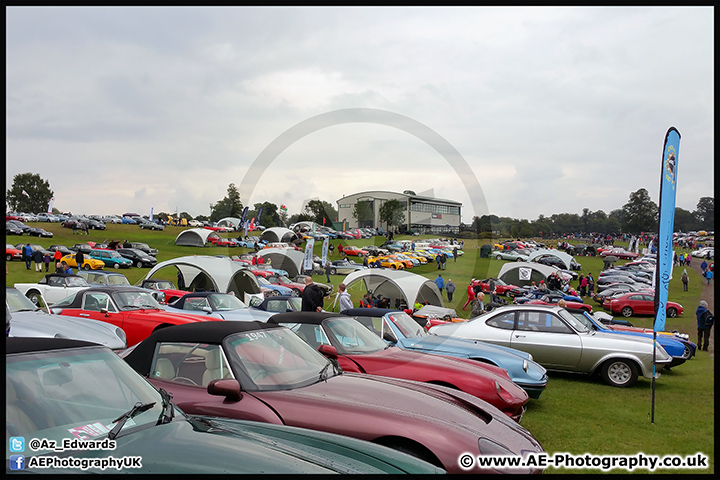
[5,223,714,474]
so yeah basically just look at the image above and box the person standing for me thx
[705,268,713,285]
[324,261,332,283]
[301,277,324,312]
[436,254,442,270]
[471,292,486,318]
[75,250,85,271]
[452,247,458,262]
[462,280,477,310]
[681,269,689,292]
[587,273,595,296]
[338,283,353,313]
[434,274,445,298]
[82,222,89,235]
[32,249,44,272]
[440,253,446,270]
[700,259,708,274]
[445,278,456,302]
[43,252,51,272]
[53,248,63,266]
[23,244,33,270]
[695,300,713,351]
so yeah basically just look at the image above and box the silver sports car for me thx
[429,304,672,388]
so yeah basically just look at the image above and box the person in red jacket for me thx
[462,279,477,310]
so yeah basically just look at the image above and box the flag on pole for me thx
[47,197,55,213]
[149,207,154,222]
[22,190,30,198]
[303,239,315,273]
[240,206,249,225]
[321,237,329,265]
[654,127,680,332]
[256,206,264,226]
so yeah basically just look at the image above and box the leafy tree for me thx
[352,200,374,228]
[621,188,658,233]
[249,201,281,227]
[6,173,54,213]
[673,207,697,232]
[379,199,406,232]
[303,200,337,226]
[694,197,714,231]
[210,184,244,222]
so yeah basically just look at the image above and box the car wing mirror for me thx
[318,344,338,359]
[207,379,243,401]
[201,306,213,314]
[382,331,397,344]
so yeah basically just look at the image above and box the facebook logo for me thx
[9,436,25,452]
[9,455,25,470]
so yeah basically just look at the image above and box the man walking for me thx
[23,244,33,270]
[434,274,445,298]
[446,278,456,302]
[301,277,325,312]
[75,250,85,271]
[695,300,713,352]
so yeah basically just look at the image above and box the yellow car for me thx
[60,253,105,270]
[386,254,415,268]
[400,252,428,264]
[366,255,405,270]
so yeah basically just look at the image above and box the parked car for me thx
[187,219,203,227]
[6,286,126,350]
[493,250,530,262]
[13,273,91,305]
[255,275,294,297]
[250,294,302,313]
[6,337,444,474]
[87,248,133,269]
[366,255,405,270]
[76,270,131,287]
[603,292,684,318]
[130,242,158,256]
[49,286,226,347]
[525,293,593,313]
[600,247,639,260]
[162,291,274,322]
[6,221,24,235]
[69,242,94,254]
[269,311,530,421]
[59,252,105,271]
[35,212,59,222]
[292,275,333,295]
[341,245,370,257]
[116,247,158,268]
[47,244,73,257]
[476,278,524,297]
[329,258,369,275]
[138,218,165,230]
[7,219,31,234]
[139,279,187,304]
[121,215,138,224]
[691,246,714,259]
[346,308,549,400]
[265,274,307,296]
[428,304,673,388]
[102,214,123,224]
[6,243,23,261]
[592,283,653,304]
[120,321,542,474]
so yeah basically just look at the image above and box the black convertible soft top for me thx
[122,321,284,376]
[6,337,101,355]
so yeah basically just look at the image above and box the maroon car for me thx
[121,321,544,474]
[268,312,529,422]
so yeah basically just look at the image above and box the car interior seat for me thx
[202,348,229,386]
[152,358,176,380]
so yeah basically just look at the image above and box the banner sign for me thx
[256,206,264,225]
[321,237,329,265]
[654,127,680,332]
[519,267,532,281]
[47,197,54,213]
[303,239,315,272]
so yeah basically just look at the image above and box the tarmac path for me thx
[690,258,714,356]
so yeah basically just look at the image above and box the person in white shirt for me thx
[338,283,353,313]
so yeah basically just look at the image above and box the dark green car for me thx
[6,337,444,474]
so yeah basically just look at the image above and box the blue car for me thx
[569,310,695,368]
[344,307,549,400]
[88,249,133,269]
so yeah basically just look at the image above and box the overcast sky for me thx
[6,6,714,223]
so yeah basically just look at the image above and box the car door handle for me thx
[79,313,90,317]
[514,334,526,338]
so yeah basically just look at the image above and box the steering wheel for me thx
[171,376,199,386]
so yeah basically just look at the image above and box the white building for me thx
[336,190,462,234]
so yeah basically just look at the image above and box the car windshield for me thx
[224,328,332,391]
[557,309,590,333]
[113,291,162,310]
[256,277,271,286]
[568,311,597,330]
[149,281,176,290]
[323,317,389,354]
[387,312,426,338]
[209,294,247,311]
[6,345,165,451]
[6,288,41,312]
[65,277,90,287]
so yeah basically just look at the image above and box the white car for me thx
[13,273,91,306]
[691,247,714,259]
[103,215,123,224]
[188,219,203,227]
[36,213,59,222]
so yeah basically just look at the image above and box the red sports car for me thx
[269,312,529,422]
[600,248,639,260]
[6,243,22,261]
[121,321,544,474]
[603,292,683,318]
[341,245,369,257]
[477,278,523,297]
[51,286,222,346]
[140,279,188,304]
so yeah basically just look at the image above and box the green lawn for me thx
[5,224,714,474]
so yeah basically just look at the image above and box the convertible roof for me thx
[174,228,213,247]
[122,321,283,376]
[6,337,101,355]
[525,249,576,270]
[332,269,443,312]
[268,311,347,325]
[142,255,262,303]
[343,307,400,317]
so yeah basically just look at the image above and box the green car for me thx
[6,337,445,474]
[88,248,133,269]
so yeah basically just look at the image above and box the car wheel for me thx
[291,288,301,297]
[113,263,120,269]
[84,264,91,270]
[6,254,12,261]
[269,290,279,297]
[135,260,143,268]
[330,267,337,275]
[26,291,41,305]
[667,307,678,318]
[515,257,523,262]
[601,359,638,388]
[496,255,503,260]
[391,264,397,269]
[620,306,633,317]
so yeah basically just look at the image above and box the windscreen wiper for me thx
[156,388,174,425]
[108,401,156,440]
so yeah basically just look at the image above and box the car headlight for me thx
[115,327,127,345]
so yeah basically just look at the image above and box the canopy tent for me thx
[332,269,443,312]
[480,244,493,258]
[142,255,262,304]
[260,227,297,244]
[174,228,213,247]
[498,261,561,287]
[217,217,242,230]
[526,249,576,270]
[256,248,305,278]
